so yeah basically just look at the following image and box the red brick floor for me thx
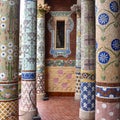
[37,96,80,120]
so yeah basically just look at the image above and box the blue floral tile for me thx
[111,39,120,51]
[98,51,110,64]
[110,1,119,12]
[22,72,36,80]
[80,82,95,111]
[98,13,109,25]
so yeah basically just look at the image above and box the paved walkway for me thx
[37,96,80,120]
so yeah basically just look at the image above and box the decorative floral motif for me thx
[1,45,6,51]
[81,82,95,111]
[7,49,13,54]
[46,59,75,66]
[57,70,63,74]
[66,73,72,79]
[0,23,6,29]
[47,67,75,92]
[81,72,95,81]
[70,4,81,13]
[98,51,110,64]
[37,3,50,18]
[111,39,120,51]
[38,3,50,13]
[1,52,7,58]
[9,0,15,6]
[14,52,18,57]
[8,42,13,47]
[110,1,118,12]
[7,55,13,61]
[98,13,109,25]
[1,17,6,22]
[0,73,6,79]
[0,83,18,100]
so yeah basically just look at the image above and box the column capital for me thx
[37,3,50,18]
[70,4,81,17]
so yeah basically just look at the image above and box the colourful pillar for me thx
[0,0,19,120]
[96,0,120,119]
[36,4,46,100]
[36,3,50,100]
[19,0,37,120]
[75,6,81,100]
[71,3,81,100]
[79,0,95,119]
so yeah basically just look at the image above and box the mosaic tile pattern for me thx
[0,100,18,120]
[80,0,95,119]
[75,15,81,99]
[20,81,36,111]
[96,85,120,99]
[22,72,36,80]
[36,12,45,96]
[76,17,81,68]
[46,59,75,67]
[46,67,75,92]
[80,82,95,111]
[0,0,19,82]
[96,0,120,119]
[36,73,45,94]
[75,68,81,98]
[0,0,19,119]
[81,70,95,82]
[21,0,37,71]
[20,0,37,115]
[0,83,18,101]
[36,17,45,71]
[96,0,120,83]
[96,101,120,120]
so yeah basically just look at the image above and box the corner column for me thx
[19,0,37,120]
[0,0,19,120]
[96,0,120,119]
[79,0,95,119]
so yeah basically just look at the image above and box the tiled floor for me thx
[37,96,80,120]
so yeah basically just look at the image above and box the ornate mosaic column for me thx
[96,0,120,120]
[36,3,50,100]
[19,0,37,120]
[79,0,95,119]
[71,4,81,100]
[0,0,19,120]
[75,11,81,100]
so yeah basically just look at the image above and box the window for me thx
[48,11,74,57]
[56,20,65,49]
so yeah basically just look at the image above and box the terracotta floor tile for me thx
[37,97,80,120]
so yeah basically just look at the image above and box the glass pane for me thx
[56,21,65,48]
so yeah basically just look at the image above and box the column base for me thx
[19,110,37,120]
[74,93,80,100]
[37,93,45,100]
[79,108,95,120]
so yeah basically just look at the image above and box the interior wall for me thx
[45,0,77,95]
